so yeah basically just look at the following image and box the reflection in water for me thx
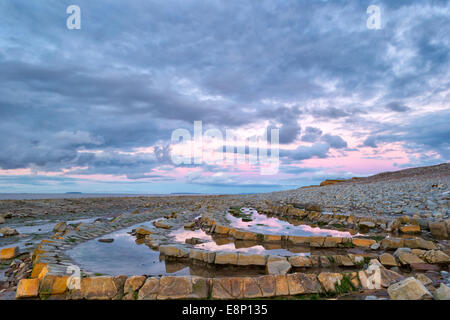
[169,227,306,256]
[227,208,354,238]
[67,220,190,276]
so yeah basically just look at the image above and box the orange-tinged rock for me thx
[264,234,282,242]
[400,225,421,234]
[0,246,19,260]
[39,275,69,295]
[31,263,48,279]
[352,238,376,247]
[16,279,40,299]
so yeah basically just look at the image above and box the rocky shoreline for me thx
[0,164,449,300]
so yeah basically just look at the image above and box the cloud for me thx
[0,0,448,192]
[321,134,348,149]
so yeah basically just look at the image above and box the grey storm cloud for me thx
[301,127,323,143]
[321,134,348,149]
[0,0,448,181]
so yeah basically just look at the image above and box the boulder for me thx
[379,253,398,267]
[266,260,291,275]
[393,247,411,257]
[159,245,189,258]
[422,250,450,264]
[381,238,404,249]
[0,246,20,260]
[358,221,376,230]
[16,278,40,299]
[317,273,343,292]
[53,222,67,233]
[398,252,425,265]
[213,225,231,235]
[415,274,433,286]
[429,221,448,239]
[433,283,450,300]
[410,263,440,272]
[135,226,155,236]
[288,256,312,267]
[237,253,266,266]
[388,277,432,300]
[404,238,437,250]
[0,227,19,236]
[153,220,172,229]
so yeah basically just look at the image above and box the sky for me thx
[0,0,449,194]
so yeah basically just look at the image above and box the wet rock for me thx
[183,222,195,229]
[433,283,450,300]
[53,222,67,233]
[159,245,190,258]
[352,238,376,247]
[153,220,172,229]
[185,237,205,245]
[16,278,40,299]
[266,260,291,275]
[422,250,450,264]
[215,252,238,265]
[98,238,114,243]
[288,256,312,267]
[358,221,375,230]
[0,227,19,236]
[135,226,155,236]
[399,225,421,233]
[237,253,266,266]
[0,247,20,260]
[379,253,398,267]
[213,225,231,235]
[388,277,432,300]
[317,272,343,292]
